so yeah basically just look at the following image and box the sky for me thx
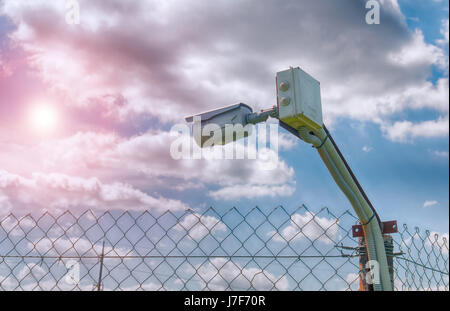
[0,0,448,239]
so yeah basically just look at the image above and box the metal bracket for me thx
[352,220,398,237]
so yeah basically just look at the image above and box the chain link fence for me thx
[0,205,448,291]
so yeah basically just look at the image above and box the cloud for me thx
[437,19,449,46]
[175,213,227,240]
[426,231,449,255]
[269,211,340,244]
[0,0,448,215]
[0,130,296,203]
[0,215,35,236]
[1,0,448,138]
[431,150,449,158]
[389,29,447,69]
[17,263,47,280]
[0,275,17,290]
[184,257,289,290]
[345,273,360,291]
[278,132,298,151]
[381,115,449,143]
[96,130,296,197]
[0,270,95,291]
[29,237,130,257]
[0,193,12,216]
[423,200,439,208]
[0,170,187,213]
[400,229,448,256]
[209,184,295,201]
[116,282,165,291]
[362,145,373,152]
[0,0,448,219]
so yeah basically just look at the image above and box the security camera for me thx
[185,103,253,148]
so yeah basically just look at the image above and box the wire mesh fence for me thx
[393,223,448,291]
[0,205,448,291]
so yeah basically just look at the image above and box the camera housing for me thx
[185,103,253,147]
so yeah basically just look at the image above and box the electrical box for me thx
[276,67,323,131]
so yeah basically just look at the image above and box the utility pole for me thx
[353,223,397,291]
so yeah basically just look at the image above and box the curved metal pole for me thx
[280,121,393,291]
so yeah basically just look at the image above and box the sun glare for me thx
[29,104,60,134]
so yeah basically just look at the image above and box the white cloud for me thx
[1,0,448,138]
[0,215,35,236]
[437,19,449,46]
[175,213,227,240]
[0,0,448,216]
[0,170,187,213]
[345,273,360,291]
[423,200,439,208]
[426,231,449,255]
[116,282,165,291]
[0,272,95,291]
[208,184,295,201]
[389,29,447,68]
[391,78,449,113]
[185,258,289,290]
[108,132,295,200]
[381,116,449,143]
[17,263,47,280]
[0,130,296,203]
[0,275,17,290]
[278,132,297,151]
[362,146,373,153]
[29,237,130,257]
[270,211,340,244]
[107,132,295,190]
[400,229,449,256]
[0,193,12,216]
[431,150,449,158]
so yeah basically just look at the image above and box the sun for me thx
[29,103,60,134]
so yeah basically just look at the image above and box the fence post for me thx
[358,235,395,291]
[358,237,371,291]
[96,241,105,291]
